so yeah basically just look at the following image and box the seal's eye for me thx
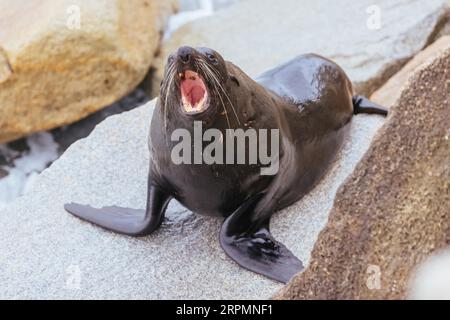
[206,53,219,65]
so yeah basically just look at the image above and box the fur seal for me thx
[65,46,387,284]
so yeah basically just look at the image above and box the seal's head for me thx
[161,46,232,120]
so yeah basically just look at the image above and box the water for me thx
[165,0,241,40]
[179,0,241,11]
[0,133,59,209]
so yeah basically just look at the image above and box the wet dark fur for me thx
[65,47,387,283]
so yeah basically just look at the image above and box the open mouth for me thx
[180,70,209,114]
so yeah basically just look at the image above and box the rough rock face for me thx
[275,48,450,300]
[0,0,177,143]
[371,36,450,108]
[153,0,450,97]
[0,102,386,299]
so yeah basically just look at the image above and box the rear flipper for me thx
[65,177,171,237]
[353,95,388,116]
[220,195,304,284]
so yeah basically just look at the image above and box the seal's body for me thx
[66,47,387,283]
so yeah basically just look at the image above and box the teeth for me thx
[179,70,208,113]
[182,93,207,113]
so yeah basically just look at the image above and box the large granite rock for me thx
[152,0,450,97]
[0,0,177,143]
[371,36,450,108]
[0,101,385,299]
[275,47,450,300]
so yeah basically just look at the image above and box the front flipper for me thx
[65,178,171,237]
[219,196,304,284]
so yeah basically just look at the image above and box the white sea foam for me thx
[164,0,241,40]
[164,0,215,41]
[0,132,59,208]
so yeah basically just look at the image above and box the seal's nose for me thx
[178,46,194,64]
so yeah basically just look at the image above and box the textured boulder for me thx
[0,0,176,143]
[371,36,450,107]
[275,48,450,300]
[153,0,450,97]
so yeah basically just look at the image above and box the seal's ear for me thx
[229,75,240,87]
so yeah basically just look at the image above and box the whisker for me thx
[198,60,232,131]
[161,62,176,135]
[200,60,241,125]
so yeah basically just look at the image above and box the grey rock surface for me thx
[0,99,385,299]
[0,88,150,209]
[154,0,450,96]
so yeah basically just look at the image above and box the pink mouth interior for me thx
[180,70,207,109]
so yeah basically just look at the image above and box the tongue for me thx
[181,72,206,106]
[189,85,205,105]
